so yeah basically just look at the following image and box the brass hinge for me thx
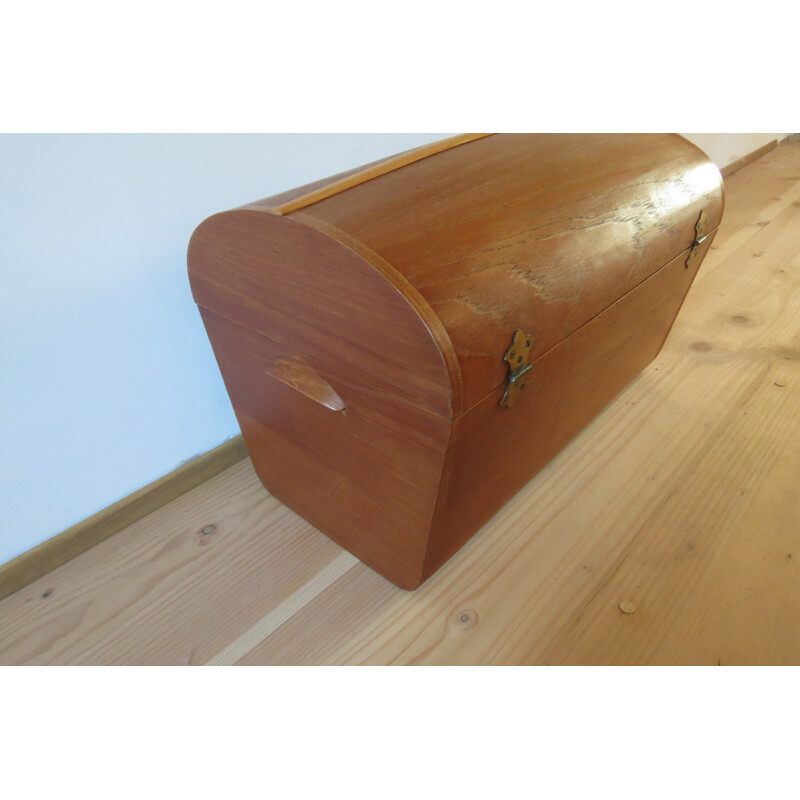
[685,209,709,269]
[499,329,535,408]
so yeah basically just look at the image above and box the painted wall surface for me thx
[0,132,786,567]
[0,134,453,566]
[681,133,788,168]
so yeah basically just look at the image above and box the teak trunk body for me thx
[188,133,724,589]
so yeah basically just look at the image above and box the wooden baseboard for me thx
[720,139,779,178]
[0,436,249,602]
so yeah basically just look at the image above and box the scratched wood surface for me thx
[1,140,799,666]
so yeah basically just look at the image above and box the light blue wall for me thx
[0,133,453,566]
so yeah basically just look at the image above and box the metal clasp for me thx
[499,329,535,408]
[685,209,709,269]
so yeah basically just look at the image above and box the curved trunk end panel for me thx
[188,208,455,589]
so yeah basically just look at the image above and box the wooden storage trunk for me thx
[188,133,724,590]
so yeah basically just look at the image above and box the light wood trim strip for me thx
[270,133,495,215]
[0,435,249,602]
[720,139,778,178]
[272,133,780,212]
[206,551,359,665]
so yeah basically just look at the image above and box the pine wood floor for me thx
[2,140,800,666]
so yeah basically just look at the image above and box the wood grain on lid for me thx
[269,133,494,216]
[296,133,725,412]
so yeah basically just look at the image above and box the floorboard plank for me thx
[0,462,344,665]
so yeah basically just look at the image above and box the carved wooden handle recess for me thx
[265,358,346,412]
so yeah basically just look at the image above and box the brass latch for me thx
[499,329,534,408]
[685,210,709,269]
